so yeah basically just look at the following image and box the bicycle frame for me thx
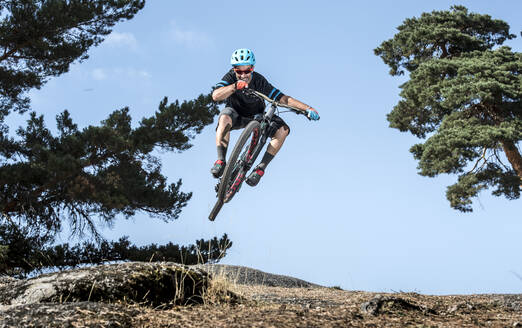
[209,89,308,220]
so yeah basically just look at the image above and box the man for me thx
[211,48,319,186]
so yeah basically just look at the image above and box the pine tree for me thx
[0,0,146,116]
[2,96,218,239]
[375,6,521,211]
[1,226,232,277]
[0,1,224,274]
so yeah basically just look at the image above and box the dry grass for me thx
[2,283,521,327]
[2,267,521,327]
[130,284,522,327]
[123,272,522,328]
[201,273,245,306]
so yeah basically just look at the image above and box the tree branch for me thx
[0,46,22,62]
[468,147,488,174]
[493,148,510,171]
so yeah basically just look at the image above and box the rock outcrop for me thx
[1,264,521,327]
[0,262,209,309]
[361,294,437,315]
[193,264,320,288]
[1,302,139,328]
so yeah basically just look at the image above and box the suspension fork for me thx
[243,103,278,169]
[249,104,278,165]
[247,131,268,169]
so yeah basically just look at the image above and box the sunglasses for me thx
[234,68,253,75]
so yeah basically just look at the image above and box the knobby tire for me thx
[219,120,260,203]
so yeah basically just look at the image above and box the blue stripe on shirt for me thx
[215,80,230,88]
[273,91,281,100]
[268,88,276,99]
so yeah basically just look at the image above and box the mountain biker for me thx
[211,48,319,186]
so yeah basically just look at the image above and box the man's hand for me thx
[306,108,320,121]
[235,81,248,90]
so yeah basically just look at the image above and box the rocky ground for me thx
[1,263,521,327]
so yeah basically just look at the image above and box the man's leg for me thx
[216,114,232,158]
[246,125,289,186]
[211,114,233,178]
[261,126,288,169]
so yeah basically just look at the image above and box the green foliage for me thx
[0,219,54,276]
[1,94,218,239]
[375,6,522,211]
[0,0,145,116]
[0,225,232,277]
[374,5,515,76]
[0,245,7,265]
[0,1,227,277]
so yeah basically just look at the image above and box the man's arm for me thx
[280,95,319,120]
[212,84,236,102]
[279,95,313,112]
[212,80,249,102]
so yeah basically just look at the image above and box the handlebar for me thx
[243,88,311,120]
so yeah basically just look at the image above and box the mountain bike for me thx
[208,89,312,221]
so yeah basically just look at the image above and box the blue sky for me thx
[15,1,522,294]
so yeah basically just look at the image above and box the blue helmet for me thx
[230,48,256,66]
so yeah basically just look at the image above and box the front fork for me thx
[246,120,276,170]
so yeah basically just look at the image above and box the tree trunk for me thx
[501,140,522,187]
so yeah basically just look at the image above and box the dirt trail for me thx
[1,265,521,327]
[129,285,521,327]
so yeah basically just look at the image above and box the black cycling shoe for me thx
[211,160,226,178]
[246,167,264,186]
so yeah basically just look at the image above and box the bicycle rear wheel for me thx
[218,120,261,203]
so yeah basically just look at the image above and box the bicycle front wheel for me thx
[218,120,261,203]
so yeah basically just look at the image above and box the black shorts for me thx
[217,107,290,137]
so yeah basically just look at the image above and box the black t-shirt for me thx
[214,70,285,117]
